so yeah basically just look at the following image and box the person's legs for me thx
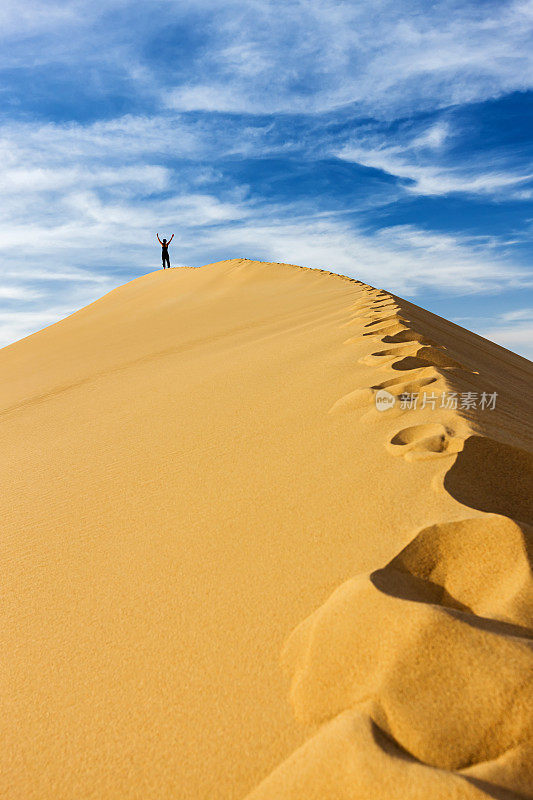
[163,253,170,269]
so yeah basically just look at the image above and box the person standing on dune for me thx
[157,233,174,269]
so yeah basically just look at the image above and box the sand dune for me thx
[1,259,531,799]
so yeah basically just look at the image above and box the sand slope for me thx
[1,259,531,799]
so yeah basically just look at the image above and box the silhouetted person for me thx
[157,233,174,269]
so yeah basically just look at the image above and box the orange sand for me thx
[1,259,531,799]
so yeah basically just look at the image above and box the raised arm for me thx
[168,234,174,243]
[156,233,163,245]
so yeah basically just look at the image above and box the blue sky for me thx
[1,0,532,357]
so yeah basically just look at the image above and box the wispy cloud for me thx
[160,0,533,116]
[478,307,533,359]
[0,111,527,288]
[499,308,533,322]
[2,0,532,117]
[0,308,78,348]
[336,122,533,198]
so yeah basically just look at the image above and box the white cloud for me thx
[165,85,250,114]
[336,124,533,198]
[2,0,532,117]
[0,268,111,283]
[160,0,533,116]
[499,308,533,322]
[0,308,72,347]
[0,286,41,300]
[1,165,170,194]
[0,0,80,38]
[454,307,533,359]
[479,322,533,359]
[0,116,202,167]
[411,123,450,150]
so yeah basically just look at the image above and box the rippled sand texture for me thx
[1,259,531,799]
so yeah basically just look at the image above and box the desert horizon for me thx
[2,258,531,799]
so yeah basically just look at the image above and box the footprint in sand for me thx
[362,323,405,337]
[387,423,464,460]
[341,310,383,326]
[380,330,436,346]
[329,372,440,415]
[359,344,419,366]
[364,314,407,328]
[376,372,438,393]
[371,303,398,311]
[360,344,474,372]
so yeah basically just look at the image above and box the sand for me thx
[1,258,531,799]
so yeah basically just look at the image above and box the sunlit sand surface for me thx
[1,259,531,799]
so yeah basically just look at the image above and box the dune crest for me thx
[1,259,531,799]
